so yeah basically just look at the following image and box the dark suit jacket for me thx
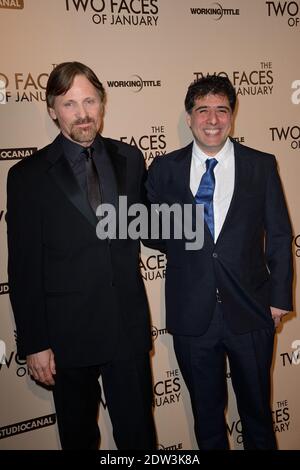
[7,134,151,367]
[145,139,293,335]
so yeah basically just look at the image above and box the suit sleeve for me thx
[6,165,50,358]
[264,155,293,310]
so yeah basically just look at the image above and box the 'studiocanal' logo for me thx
[0,414,56,439]
[0,148,37,160]
[0,283,9,295]
[0,0,24,9]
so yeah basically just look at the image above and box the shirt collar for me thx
[192,137,233,167]
[61,133,101,166]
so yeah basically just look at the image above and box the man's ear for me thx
[186,111,191,128]
[48,107,57,120]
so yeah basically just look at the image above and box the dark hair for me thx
[184,75,236,114]
[46,61,106,108]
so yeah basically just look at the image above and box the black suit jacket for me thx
[146,139,293,335]
[7,134,151,367]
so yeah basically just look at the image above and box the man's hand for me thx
[27,349,56,386]
[270,306,289,328]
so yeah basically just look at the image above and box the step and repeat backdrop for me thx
[0,0,299,450]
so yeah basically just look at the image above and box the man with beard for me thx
[6,62,156,450]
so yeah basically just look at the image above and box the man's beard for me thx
[70,117,98,144]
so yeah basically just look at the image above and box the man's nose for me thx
[207,109,218,124]
[76,103,88,118]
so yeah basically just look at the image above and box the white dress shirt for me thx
[190,137,235,242]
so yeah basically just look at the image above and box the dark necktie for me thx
[195,158,218,238]
[84,147,101,214]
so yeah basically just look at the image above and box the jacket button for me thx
[212,252,218,258]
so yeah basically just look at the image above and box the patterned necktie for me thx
[195,158,218,238]
[84,147,101,214]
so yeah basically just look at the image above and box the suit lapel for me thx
[215,140,252,244]
[174,143,195,205]
[103,138,127,197]
[102,138,128,228]
[46,134,97,227]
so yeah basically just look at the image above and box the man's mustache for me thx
[73,117,94,125]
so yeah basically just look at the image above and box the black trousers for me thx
[52,353,157,450]
[173,304,276,450]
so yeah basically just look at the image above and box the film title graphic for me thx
[0,69,53,103]
[266,1,300,27]
[140,253,166,282]
[270,125,300,149]
[273,400,291,433]
[120,125,166,166]
[0,346,27,377]
[294,234,300,257]
[65,0,159,26]
[193,61,274,96]
[0,331,26,377]
[153,368,181,407]
[227,400,291,446]
[227,418,243,446]
[280,339,300,366]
